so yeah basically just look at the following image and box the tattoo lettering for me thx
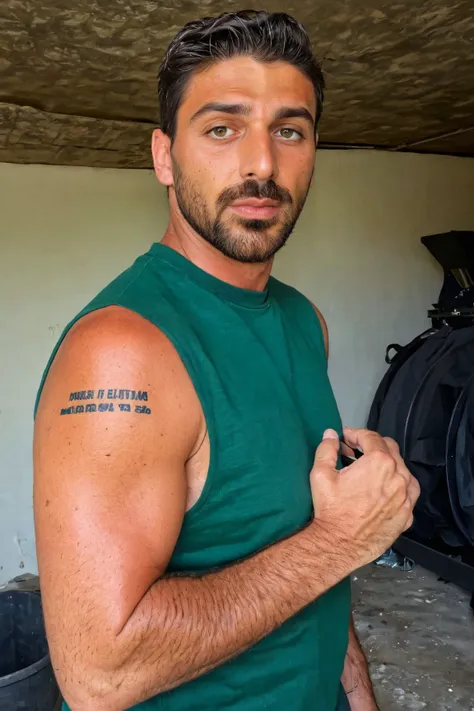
[60,388,151,416]
[69,390,95,401]
[107,389,148,401]
[69,389,148,402]
[98,403,115,413]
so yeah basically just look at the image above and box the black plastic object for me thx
[369,324,474,546]
[446,375,474,544]
[421,230,474,275]
[0,590,59,711]
[367,327,436,432]
[422,231,474,326]
[403,327,474,545]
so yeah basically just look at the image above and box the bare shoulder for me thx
[42,304,191,391]
[36,305,203,444]
[310,302,329,359]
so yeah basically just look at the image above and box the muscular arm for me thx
[34,307,356,711]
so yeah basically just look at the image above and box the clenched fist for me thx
[309,428,420,568]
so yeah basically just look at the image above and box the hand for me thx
[309,428,420,569]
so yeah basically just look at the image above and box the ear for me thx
[151,129,173,187]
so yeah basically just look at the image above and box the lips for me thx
[230,198,281,219]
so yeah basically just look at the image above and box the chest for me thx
[172,309,342,572]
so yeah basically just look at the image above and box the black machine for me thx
[368,231,474,608]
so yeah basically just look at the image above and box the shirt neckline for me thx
[150,243,271,310]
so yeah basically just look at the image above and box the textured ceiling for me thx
[2,0,474,168]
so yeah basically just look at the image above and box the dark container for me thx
[0,590,60,710]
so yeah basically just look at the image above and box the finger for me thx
[407,475,421,507]
[340,441,356,459]
[314,430,340,470]
[383,437,413,485]
[383,437,400,456]
[389,477,419,526]
[343,428,390,455]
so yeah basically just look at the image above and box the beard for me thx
[172,159,311,264]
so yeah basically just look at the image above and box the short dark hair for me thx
[158,10,325,141]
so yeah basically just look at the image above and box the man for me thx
[34,10,419,711]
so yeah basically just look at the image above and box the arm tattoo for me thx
[60,389,151,416]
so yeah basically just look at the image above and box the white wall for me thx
[1,151,474,584]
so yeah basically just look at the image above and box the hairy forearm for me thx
[342,617,378,710]
[76,523,355,710]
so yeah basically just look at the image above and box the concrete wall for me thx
[1,151,474,583]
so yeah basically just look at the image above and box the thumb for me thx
[323,428,340,441]
[313,429,340,470]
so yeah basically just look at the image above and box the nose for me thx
[238,128,278,183]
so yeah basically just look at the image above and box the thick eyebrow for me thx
[189,102,314,128]
[273,106,314,127]
[190,102,252,123]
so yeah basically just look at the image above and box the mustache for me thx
[216,180,293,212]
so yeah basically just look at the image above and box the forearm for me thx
[79,523,355,710]
[342,616,378,711]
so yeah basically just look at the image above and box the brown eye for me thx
[277,128,302,141]
[209,126,232,139]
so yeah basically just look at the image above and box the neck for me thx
[161,210,273,293]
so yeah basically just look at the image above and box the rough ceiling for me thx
[1,0,474,168]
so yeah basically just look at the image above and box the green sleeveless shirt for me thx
[36,243,351,711]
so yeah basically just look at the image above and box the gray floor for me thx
[353,564,474,711]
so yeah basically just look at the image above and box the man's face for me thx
[166,57,317,263]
